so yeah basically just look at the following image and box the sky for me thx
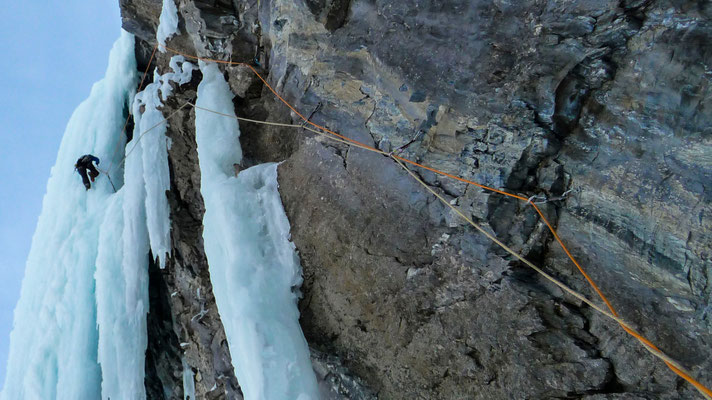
[0,1,121,387]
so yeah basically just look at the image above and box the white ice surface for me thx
[2,29,315,400]
[157,0,179,51]
[0,31,150,400]
[131,55,194,268]
[182,359,196,400]
[195,61,319,400]
[159,56,196,101]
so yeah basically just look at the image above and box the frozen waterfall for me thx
[2,30,318,400]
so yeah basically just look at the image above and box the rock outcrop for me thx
[119,0,712,398]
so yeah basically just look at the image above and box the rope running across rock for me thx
[188,99,711,398]
[110,43,710,398]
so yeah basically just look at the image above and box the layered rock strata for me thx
[120,0,712,398]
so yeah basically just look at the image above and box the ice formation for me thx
[182,359,196,400]
[195,61,319,400]
[157,0,179,50]
[131,55,194,268]
[1,31,142,400]
[0,33,194,400]
[3,29,317,400]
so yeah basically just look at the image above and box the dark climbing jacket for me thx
[75,154,100,190]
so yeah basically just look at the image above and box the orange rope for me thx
[530,204,617,314]
[137,44,159,92]
[158,44,710,397]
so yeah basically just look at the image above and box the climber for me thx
[75,154,101,190]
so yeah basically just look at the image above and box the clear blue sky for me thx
[0,1,121,387]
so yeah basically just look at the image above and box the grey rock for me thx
[118,0,712,399]
[145,71,243,399]
[311,348,377,400]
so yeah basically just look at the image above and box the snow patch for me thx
[194,61,319,400]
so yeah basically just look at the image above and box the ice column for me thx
[194,61,319,400]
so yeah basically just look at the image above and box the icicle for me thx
[194,61,319,400]
[131,55,195,268]
[182,359,196,400]
[157,0,179,50]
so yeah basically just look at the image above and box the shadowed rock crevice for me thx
[145,254,183,400]
[304,0,352,31]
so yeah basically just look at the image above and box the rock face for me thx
[119,0,712,399]
[140,58,243,399]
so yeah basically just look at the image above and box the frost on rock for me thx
[0,31,150,400]
[131,55,195,268]
[157,0,179,51]
[160,56,196,101]
[194,61,319,400]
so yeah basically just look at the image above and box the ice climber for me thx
[75,154,101,190]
